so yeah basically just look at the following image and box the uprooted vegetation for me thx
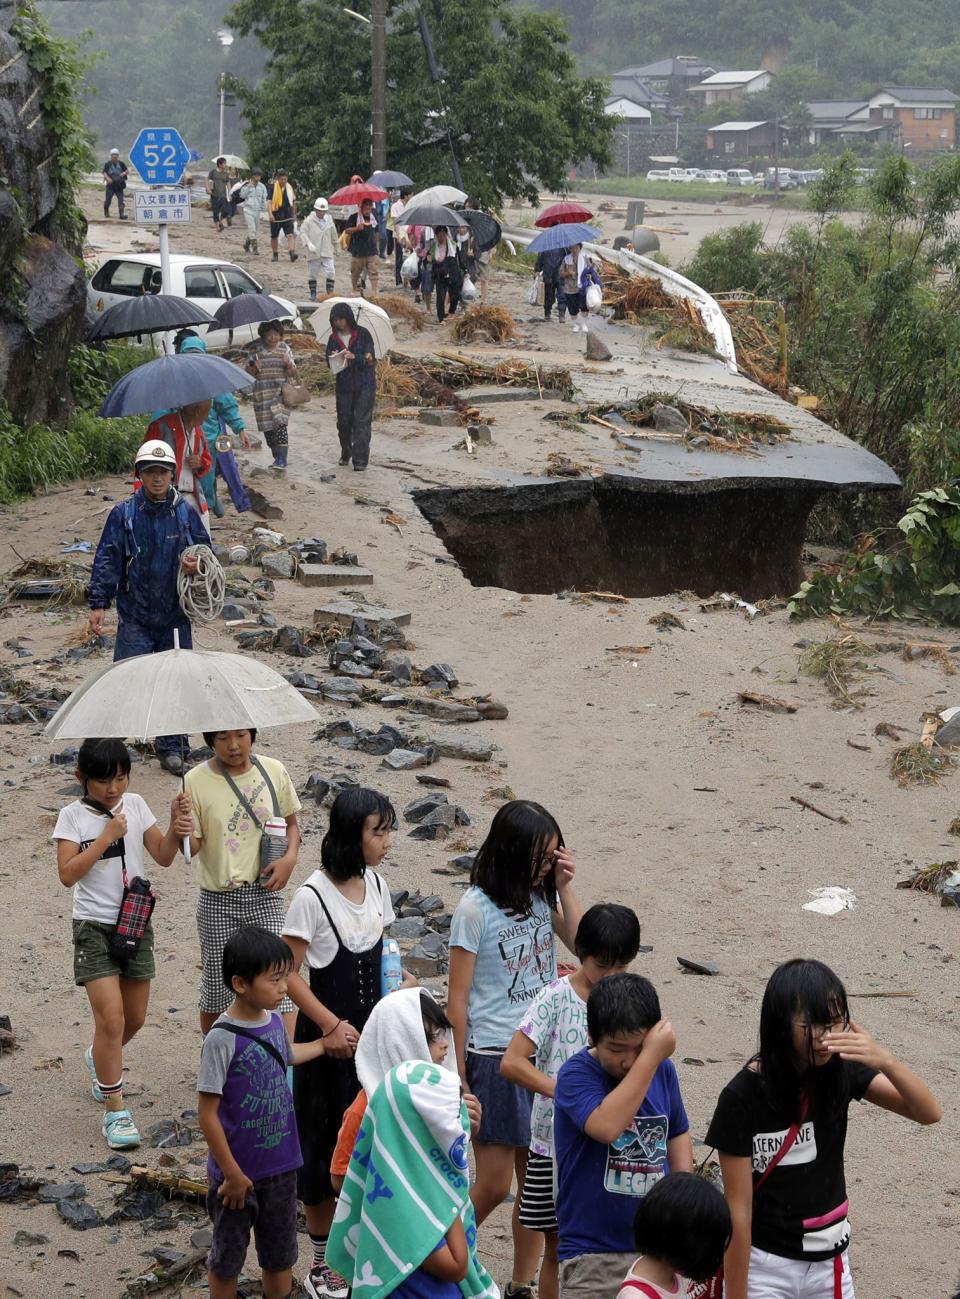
[548,392,793,455]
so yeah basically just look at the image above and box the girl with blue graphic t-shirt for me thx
[447,800,582,1299]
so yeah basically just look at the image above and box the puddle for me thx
[414,479,818,599]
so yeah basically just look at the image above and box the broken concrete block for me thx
[409,697,481,724]
[421,408,462,427]
[260,550,296,579]
[297,564,374,588]
[584,330,612,362]
[314,601,412,631]
[381,748,431,770]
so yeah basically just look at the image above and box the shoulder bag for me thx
[691,1091,810,1299]
[82,798,157,964]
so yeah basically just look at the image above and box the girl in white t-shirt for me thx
[283,786,413,1299]
[53,738,192,1151]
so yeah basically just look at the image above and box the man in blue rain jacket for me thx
[88,439,210,774]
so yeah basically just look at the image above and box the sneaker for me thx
[305,1264,350,1299]
[84,1045,104,1103]
[102,1108,141,1150]
[272,252,279,262]
[505,1287,537,1299]
[338,456,350,465]
[289,251,299,262]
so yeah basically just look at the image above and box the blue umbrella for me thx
[100,353,254,417]
[368,169,413,188]
[526,222,602,253]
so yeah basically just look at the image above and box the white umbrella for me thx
[219,154,248,171]
[408,184,467,207]
[45,645,318,741]
[310,295,395,358]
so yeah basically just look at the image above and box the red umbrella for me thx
[535,201,595,228]
[328,179,388,205]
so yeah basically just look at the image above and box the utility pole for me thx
[774,113,781,195]
[370,0,387,171]
[218,74,226,157]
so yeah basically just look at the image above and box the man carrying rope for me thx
[88,440,211,776]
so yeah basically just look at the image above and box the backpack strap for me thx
[217,1022,287,1072]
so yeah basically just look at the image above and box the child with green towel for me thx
[328,1058,497,1299]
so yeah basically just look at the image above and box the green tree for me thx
[225,0,614,205]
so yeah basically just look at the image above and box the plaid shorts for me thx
[195,886,294,1014]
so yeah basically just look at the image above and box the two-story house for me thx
[864,87,958,152]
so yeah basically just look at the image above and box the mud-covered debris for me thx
[649,611,686,631]
[676,956,719,976]
[738,691,797,714]
[58,1199,103,1231]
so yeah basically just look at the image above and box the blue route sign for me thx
[129,127,190,185]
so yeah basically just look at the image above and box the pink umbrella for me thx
[535,201,595,228]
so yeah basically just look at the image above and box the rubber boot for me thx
[289,250,299,262]
[243,237,251,253]
[325,278,336,294]
[558,309,566,323]
[252,240,258,255]
[272,251,279,262]
[308,279,317,301]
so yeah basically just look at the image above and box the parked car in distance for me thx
[646,169,672,181]
[725,168,755,186]
[701,170,728,184]
[87,253,303,350]
[763,168,799,190]
[677,168,706,182]
[794,169,824,186]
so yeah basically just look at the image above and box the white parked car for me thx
[677,168,706,182]
[700,170,727,184]
[725,169,755,186]
[87,253,303,350]
[646,169,672,181]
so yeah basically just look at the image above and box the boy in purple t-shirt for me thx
[198,927,326,1299]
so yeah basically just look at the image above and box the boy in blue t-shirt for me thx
[553,973,693,1299]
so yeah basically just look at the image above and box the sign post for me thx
[128,127,191,300]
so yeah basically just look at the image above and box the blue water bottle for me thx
[381,938,402,996]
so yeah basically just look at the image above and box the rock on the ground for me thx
[408,804,457,838]
[382,652,413,685]
[652,403,689,434]
[409,697,481,724]
[403,792,449,823]
[423,733,495,761]
[584,330,613,362]
[420,662,459,688]
[261,550,296,579]
[381,748,431,770]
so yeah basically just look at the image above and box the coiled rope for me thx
[177,544,225,623]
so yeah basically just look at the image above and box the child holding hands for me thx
[198,927,326,1299]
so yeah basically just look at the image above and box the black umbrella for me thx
[210,293,292,330]
[458,208,502,254]
[87,294,213,342]
[399,203,464,230]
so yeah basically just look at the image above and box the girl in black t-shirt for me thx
[706,958,940,1299]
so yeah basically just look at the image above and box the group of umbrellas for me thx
[327,176,502,256]
[527,200,601,255]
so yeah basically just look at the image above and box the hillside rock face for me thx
[0,0,87,427]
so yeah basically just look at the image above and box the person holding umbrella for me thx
[347,198,381,297]
[248,320,297,469]
[176,332,252,516]
[464,195,493,305]
[88,440,210,776]
[427,225,464,323]
[536,246,568,324]
[325,303,376,471]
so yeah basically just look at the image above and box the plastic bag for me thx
[401,251,419,281]
[527,274,542,306]
[460,274,477,302]
[585,283,602,311]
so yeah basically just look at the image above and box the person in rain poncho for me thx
[145,405,214,532]
[88,439,210,775]
[301,196,338,300]
[176,333,251,516]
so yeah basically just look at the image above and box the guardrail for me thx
[500,226,738,375]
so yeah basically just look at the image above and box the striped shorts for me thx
[196,885,295,1015]
[518,1150,558,1233]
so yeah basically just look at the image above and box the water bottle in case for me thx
[260,817,288,876]
[381,938,402,996]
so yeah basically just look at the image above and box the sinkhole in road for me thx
[413,478,820,600]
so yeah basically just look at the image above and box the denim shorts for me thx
[73,919,155,985]
[466,1049,533,1147]
[206,1168,299,1278]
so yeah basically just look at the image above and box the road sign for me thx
[129,127,190,185]
[134,188,192,225]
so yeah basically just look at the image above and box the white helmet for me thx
[134,439,176,471]
[313,196,328,210]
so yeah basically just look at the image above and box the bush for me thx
[0,404,143,504]
[681,222,766,294]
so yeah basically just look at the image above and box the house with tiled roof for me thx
[689,70,773,107]
[864,87,958,151]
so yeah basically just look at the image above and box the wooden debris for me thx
[545,452,587,477]
[649,611,685,630]
[846,739,871,752]
[790,794,849,824]
[605,645,653,656]
[450,305,518,343]
[874,721,904,740]
[372,293,427,329]
[895,861,957,893]
[129,1165,207,1199]
[920,712,941,750]
[118,1245,207,1299]
[738,691,797,714]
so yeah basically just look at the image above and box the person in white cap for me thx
[88,440,211,775]
[102,149,129,220]
[300,197,338,300]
